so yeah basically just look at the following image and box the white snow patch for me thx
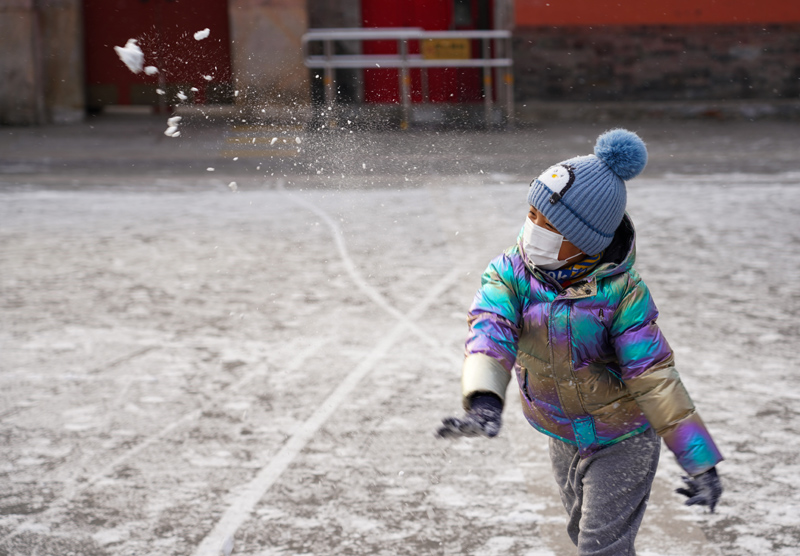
[93,527,130,546]
[143,66,158,75]
[194,28,211,41]
[113,39,144,73]
[64,422,97,431]
[16,457,46,466]
[203,75,213,81]
[189,454,232,467]
[176,91,188,101]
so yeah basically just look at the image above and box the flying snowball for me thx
[164,126,179,137]
[167,116,181,126]
[176,91,188,101]
[156,88,165,95]
[202,75,213,81]
[114,39,144,74]
[191,87,199,92]
[144,66,158,75]
[194,28,211,41]
[228,182,238,192]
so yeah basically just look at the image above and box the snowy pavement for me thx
[1,122,800,555]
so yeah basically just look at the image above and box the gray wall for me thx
[513,24,800,102]
[0,0,84,125]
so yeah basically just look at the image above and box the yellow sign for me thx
[422,38,470,60]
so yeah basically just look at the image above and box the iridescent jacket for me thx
[462,215,723,476]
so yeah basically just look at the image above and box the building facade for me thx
[1,0,798,125]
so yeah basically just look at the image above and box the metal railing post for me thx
[482,38,493,127]
[504,37,515,129]
[323,39,335,107]
[399,38,411,129]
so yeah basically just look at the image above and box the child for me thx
[437,129,723,555]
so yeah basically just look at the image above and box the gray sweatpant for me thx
[549,428,661,556]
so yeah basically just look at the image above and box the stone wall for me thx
[40,0,85,123]
[0,0,84,125]
[513,24,800,102]
[229,0,310,107]
[0,0,43,125]
[307,0,360,28]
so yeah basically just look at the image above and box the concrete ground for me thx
[1,115,799,556]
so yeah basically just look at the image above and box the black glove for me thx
[436,393,503,438]
[676,467,723,513]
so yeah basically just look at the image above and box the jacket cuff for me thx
[461,353,511,410]
[661,412,724,476]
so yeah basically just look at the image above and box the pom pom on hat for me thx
[527,128,648,255]
[594,129,648,180]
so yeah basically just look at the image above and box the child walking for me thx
[437,129,723,555]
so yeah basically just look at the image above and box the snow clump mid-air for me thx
[114,39,144,74]
[176,91,188,101]
[144,66,158,75]
[227,182,238,192]
[194,28,211,41]
[164,116,182,138]
[202,75,213,81]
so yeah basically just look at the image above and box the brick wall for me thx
[513,24,800,102]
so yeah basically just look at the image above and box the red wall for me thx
[516,0,800,26]
[361,0,488,103]
[84,0,232,107]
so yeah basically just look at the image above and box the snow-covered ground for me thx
[1,169,799,555]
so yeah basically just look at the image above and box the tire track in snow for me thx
[191,185,466,556]
[192,260,464,556]
[278,184,463,365]
[0,338,328,549]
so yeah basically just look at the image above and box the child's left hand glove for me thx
[676,467,723,513]
[436,393,503,438]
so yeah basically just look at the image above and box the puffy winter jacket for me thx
[462,215,722,476]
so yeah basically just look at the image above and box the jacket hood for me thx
[592,212,636,279]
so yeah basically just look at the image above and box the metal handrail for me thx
[302,27,514,128]
[302,28,513,41]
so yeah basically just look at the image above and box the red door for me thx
[84,0,233,110]
[361,0,492,104]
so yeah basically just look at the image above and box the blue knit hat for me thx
[527,129,648,255]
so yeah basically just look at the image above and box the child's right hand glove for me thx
[436,393,503,438]
[676,466,723,513]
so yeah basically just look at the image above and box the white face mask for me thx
[522,217,583,270]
